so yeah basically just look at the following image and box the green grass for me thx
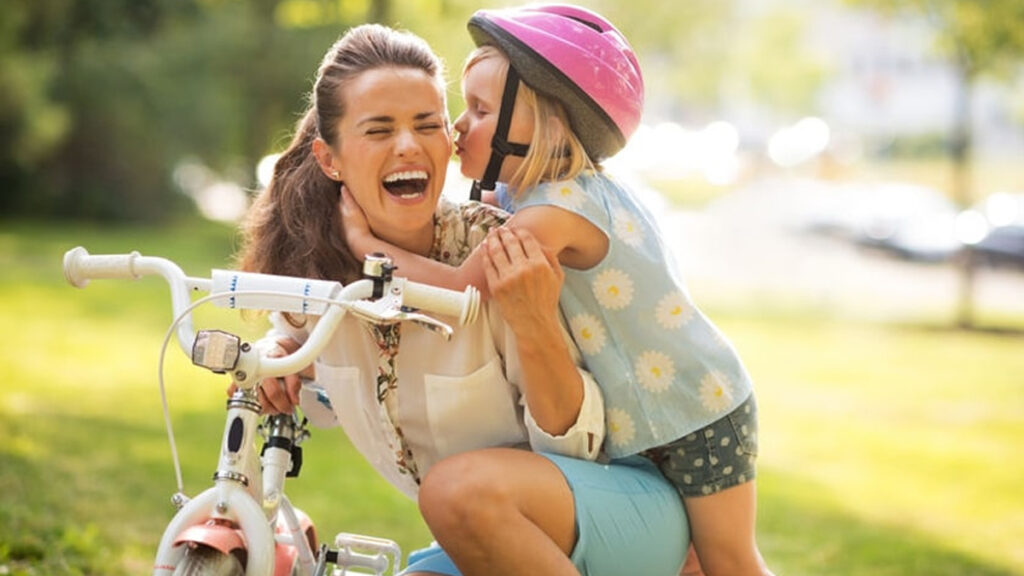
[2,218,1023,575]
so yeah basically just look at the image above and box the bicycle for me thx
[62,246,480,576]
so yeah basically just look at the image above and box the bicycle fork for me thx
[153,389,314,576]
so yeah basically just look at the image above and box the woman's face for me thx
[453,54,534,184]
[332,66,451,250]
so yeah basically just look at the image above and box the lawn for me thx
[1,218,1022,575]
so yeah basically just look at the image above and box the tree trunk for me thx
[951,64,975,329]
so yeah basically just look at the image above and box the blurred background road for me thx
[657,179,1024,324]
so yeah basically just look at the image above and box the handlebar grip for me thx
[63,246,140,288]
[402,281,480,325]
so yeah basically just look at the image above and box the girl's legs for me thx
[417,447,578,576]
[683,481,772,576]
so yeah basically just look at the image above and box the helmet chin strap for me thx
[469,65,530,202]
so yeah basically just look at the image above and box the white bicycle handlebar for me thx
[63,246,480,384]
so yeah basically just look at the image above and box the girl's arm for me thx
[340,187,492,297]
[340,187,607,298]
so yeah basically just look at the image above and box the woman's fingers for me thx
[282,373,302,406]
[510,226,563,281]
[486,229,510,270]
[258,377,293,414]
[498,227,527,265]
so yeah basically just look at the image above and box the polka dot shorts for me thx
[645,394,759,498]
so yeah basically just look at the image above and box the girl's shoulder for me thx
[513,171,622,211]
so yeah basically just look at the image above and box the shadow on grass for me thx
[758,467,1018,576]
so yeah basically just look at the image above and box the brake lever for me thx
[346,300,455,341]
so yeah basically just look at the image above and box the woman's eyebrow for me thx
[356,111,441,126]
[357,115,395,126]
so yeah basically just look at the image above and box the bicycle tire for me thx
[171,544,245,576]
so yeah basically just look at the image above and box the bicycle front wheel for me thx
[171,544,245,576]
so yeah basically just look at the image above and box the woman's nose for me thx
[395,128,421,156]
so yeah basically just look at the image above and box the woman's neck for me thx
[376,222,434,257]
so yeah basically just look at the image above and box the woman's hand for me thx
[339,185,374,257]
[483,226,564,337]
[225,337,311,415]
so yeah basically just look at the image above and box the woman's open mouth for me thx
[383,170,429,199]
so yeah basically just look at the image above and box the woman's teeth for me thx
[383,170,429,197]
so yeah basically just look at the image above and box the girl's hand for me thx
[339,185,373,256]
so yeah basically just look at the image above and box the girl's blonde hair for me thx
[464,46,595,197]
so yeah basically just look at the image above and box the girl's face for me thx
[453,54,534,184]
[332,66,451,250]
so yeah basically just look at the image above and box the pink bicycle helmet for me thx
[468,4,645,162]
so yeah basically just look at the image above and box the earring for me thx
[331,170,340,180]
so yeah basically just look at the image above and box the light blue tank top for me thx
[498,172,753,457]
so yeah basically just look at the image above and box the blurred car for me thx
[878,210,963,262]
[971,224,1024,269]
[968,192,1024,269]
[851,183,960,258]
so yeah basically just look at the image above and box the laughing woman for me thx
[238,23,689,576]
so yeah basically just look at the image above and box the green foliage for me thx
[0,0,758,222]
[0,0,354,222]
[843,0,1024,77]
[732,9,832,117]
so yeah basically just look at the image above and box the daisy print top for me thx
[498,172,754,457]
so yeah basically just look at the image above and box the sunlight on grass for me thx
[722,317,1024,574]
[3,219,1022,575]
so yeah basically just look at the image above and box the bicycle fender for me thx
[174,521,246,555]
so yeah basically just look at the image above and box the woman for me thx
[239,23,688,575]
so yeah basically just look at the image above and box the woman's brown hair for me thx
[237,24,446,284]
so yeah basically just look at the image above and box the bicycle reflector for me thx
[192,329,242,373]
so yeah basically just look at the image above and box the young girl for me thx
[343,5,772,575]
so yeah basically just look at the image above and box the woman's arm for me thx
[483,227,592,438]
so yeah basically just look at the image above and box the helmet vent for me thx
[562,15,603,33]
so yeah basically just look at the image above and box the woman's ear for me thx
[312,138,342,181]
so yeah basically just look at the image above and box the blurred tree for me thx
[0,0,746,223]
[844,0,1024,328]
[0,0,199,220]
[0,0,351,222]
[730,8,831,119]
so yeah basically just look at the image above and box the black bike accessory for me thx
[227,417,245,453]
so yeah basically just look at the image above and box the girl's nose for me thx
[453,110,468,132]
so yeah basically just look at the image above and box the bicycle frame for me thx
[63,247,478,576]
